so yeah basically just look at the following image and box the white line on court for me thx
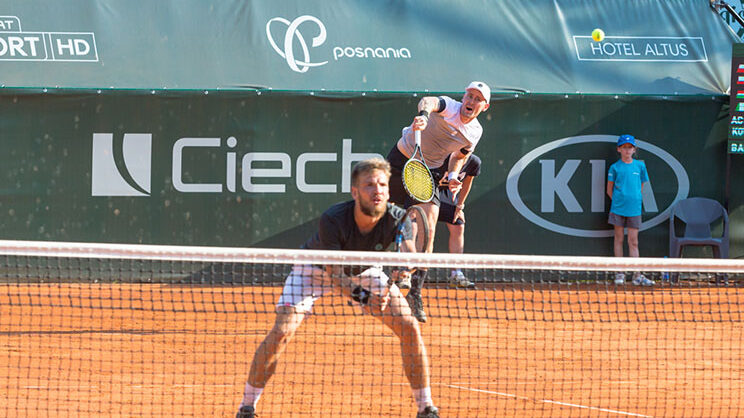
[444,384,652,417]
[23,384,234,389]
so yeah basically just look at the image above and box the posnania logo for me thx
[506,135,689,238]
[91,134,382,197]
[266,15,411,73]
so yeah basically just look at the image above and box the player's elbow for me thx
[419,96,438,111]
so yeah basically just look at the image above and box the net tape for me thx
[0,239,742,273]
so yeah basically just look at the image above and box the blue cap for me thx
[617,134,636,147]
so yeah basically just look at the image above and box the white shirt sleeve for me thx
[438,96,460,119]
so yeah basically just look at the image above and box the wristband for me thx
[456,203,465,209]
[448,172,458,181]
[417,110,429,120]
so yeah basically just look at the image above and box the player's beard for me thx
[359,198,386,218]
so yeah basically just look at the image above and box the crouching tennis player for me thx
[236,158,439,418]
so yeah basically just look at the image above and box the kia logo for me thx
[506,135,690,237]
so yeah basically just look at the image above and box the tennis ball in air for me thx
[591,28,605,42]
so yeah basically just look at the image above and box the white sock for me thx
[413,387,433,412]
[240,383,263,408]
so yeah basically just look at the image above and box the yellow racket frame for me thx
[402,130,435,203]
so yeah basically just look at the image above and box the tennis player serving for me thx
[236,159,439,418]
[387,81,490,322]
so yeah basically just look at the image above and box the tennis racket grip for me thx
[395,225,403,251]
[414,129,422,147]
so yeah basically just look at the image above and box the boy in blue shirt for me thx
[606,134,654,286]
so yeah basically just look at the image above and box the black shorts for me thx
[387,145,442,208]
[437,200,465,225]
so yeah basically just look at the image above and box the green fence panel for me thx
[0,89,739,257]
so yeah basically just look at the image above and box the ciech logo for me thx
[506,135,689,237]
[92,133,151,196]
[266,15,411,73]
[91,134,382,197]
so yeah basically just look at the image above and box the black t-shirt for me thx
[302,201,410,252]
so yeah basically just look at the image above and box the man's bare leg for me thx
[240,307,305,409]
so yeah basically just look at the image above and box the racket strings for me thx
[403,160,434,202]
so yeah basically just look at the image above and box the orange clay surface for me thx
[1,283,743,417]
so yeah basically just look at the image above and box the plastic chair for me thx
[668,197,729,259]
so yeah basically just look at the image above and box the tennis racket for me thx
[402,130,435,203]
[393,205,429,289]
[395,205,430,253]
[409,205,430,253]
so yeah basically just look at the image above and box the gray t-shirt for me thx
[397,96,483,168]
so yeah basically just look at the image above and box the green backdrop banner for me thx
[0,89,739,257]
[0,0,738,94]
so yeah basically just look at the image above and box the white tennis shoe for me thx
[632,274,655,286]
[614,273,626,285]
[449,271,474,288]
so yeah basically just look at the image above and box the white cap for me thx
[466,81,490,103]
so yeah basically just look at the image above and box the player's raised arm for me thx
[412,96,443,130]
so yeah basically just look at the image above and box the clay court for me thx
[1,283,743,417]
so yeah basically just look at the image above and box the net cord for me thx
[0,239,741,273]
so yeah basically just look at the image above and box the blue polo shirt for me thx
[607,159,648,217]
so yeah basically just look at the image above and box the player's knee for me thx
[268,325,296,344]
[392,312,421,337]
[270,312,303,342]
[400,318,422,342]
[449,224,464,234]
